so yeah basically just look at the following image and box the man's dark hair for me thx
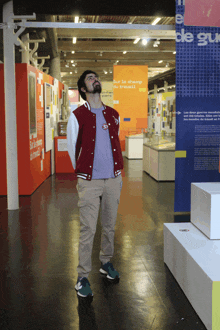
[77,70,98,101]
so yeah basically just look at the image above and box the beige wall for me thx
[101,81,113,108]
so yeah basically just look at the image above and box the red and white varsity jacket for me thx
[67,101,124,181]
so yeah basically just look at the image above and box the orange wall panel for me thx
[113,65,148,151]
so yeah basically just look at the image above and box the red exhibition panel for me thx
[0,63,65,196]
[54,137,75,173]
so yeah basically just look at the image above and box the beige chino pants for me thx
[76,175,122,278]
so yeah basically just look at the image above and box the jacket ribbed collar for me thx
[84,101,106,111]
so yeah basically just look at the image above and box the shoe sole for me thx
[99,268,120,282]
[75,284,93,298]
[76,292,93,303]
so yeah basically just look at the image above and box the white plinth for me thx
[143,146,175,181]
[191,183,220,239]
[125,134,143,159]
[164,222,220,330]
[143,145,150,173]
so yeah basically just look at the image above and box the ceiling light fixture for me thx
[173,51,176,54]
[75,16,79,23]
[123,51,127,54]
[142,39,148,46]
[133,38,140,44]
[159,60,163,63]
[72,51,75,54]
[70,72,72,74]
[73,37,77,44]
[152,17,161,25]
[72,64,75,66]
[71,60,74,63]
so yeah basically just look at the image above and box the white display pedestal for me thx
[125,134,143,159]
[191,183,220,239]
[164,182,220,330]
[143,145,150,174]
[164,222,220,330]
[143,144,175,181]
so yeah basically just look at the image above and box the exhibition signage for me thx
[175,0,220,212]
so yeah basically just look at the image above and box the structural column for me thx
[50,55,61,81]
[3,1,19,210]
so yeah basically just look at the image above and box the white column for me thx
[3,1,19,210]
[50,55,61,81]
[21,33,30,64]
[164,81,168,92]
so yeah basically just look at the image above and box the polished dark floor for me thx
[0,158,207,330]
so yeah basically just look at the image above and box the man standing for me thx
[67,70,123,300]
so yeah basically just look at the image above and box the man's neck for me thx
[86,93,103,109]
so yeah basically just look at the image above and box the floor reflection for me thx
[0,159,207,330]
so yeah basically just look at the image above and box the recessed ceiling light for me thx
[75,17,79,23]
[72,51,75,54]
[70,72,72,74]
[123,51,127,54]
[173,51,176,54]
[152,17,161,25]
[72,37,77,44]
[133,38,140,44]
[71,60,74,63]
[142,39,148,46]
[159,60,163,63]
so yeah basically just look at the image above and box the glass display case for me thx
[143,132,176,181]
[143,132,175,150]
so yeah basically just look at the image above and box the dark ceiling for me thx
[12,0,175,16]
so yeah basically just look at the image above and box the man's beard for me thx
[85,83,102,94]
[93,83,102,94]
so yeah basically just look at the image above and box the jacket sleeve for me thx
[67,112,79,169]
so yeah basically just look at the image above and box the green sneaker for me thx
[75,277,93,298]
[99,262,120,281]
